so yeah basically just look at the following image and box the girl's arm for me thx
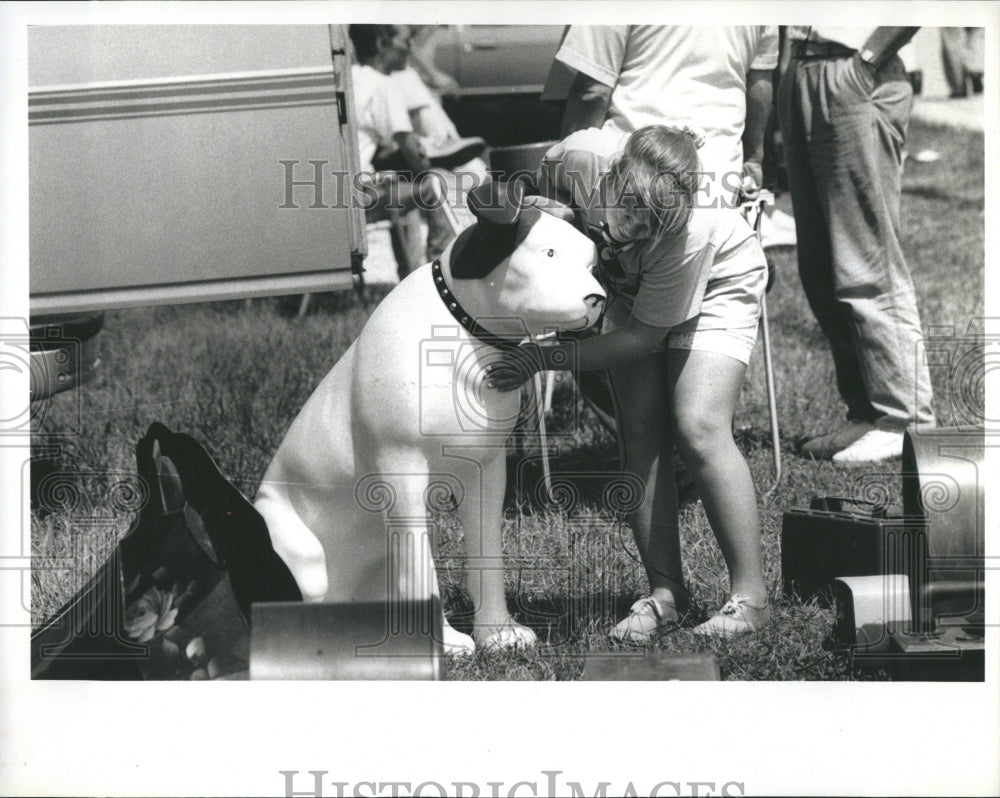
[486,317,669,392]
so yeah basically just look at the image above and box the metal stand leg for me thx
[744,192,782,499]
[532,372,554,502]
[759,292,782,499]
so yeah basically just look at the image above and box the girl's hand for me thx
[484,343,545,392]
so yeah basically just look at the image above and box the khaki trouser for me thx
[778,52,935,430]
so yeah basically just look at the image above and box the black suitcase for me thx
[781,497,928,600]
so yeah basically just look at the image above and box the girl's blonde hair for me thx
[606,125,702,246]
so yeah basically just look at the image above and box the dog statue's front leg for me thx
[376,460,476,657]
[453,453,537,651]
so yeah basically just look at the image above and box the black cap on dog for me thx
[449,179,543,279]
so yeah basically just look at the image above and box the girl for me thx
[487,125,771,640]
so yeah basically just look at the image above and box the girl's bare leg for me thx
[667,349,766,605]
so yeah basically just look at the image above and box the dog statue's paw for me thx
[441,623,476,658]
[479,623,537,652]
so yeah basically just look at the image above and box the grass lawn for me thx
[30,119,985,680]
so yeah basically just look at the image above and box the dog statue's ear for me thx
[450,179,536,280]
[467,179,525,232]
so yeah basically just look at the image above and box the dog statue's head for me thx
[446,180,605,338]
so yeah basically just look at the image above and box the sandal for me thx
[692,594,771,638]
[610,595,683,644]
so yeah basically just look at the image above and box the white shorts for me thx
[665,265,765,365]
[603,258,766,365]
[665,323,759,365]
[602,294,761,365]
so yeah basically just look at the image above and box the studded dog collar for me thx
[431,259,525,352]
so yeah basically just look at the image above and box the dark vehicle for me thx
[432,25,569,146]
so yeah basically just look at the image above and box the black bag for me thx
[31,422,301,680]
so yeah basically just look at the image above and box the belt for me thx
[790,40,856,59]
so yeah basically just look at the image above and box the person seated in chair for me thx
[349,24,455,278]
[390,25,489,184]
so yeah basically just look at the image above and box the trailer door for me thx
[28,25,365,314]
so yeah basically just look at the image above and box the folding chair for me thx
[741,190,782,499]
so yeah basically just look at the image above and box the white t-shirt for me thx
[539,128,765,331]
[555,26,779,190]
[351,63,412,173]
[389,66,461,146]
[388,66,435,113]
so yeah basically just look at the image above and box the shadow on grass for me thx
[443,590,857,681]
[444,593,638,641]
[503,442,699,514]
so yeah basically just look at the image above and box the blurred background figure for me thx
[389,25,489,185]
[940,27,984,98]
[348,24,456,278]
[408,24,461,96]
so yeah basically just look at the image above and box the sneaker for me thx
[831,429,904,466]
[801,420,873,459]
[610,596,681,644]
[425,136,488,169]
[692,594,771,638]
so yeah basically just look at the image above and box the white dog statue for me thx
[255,181,605,654]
